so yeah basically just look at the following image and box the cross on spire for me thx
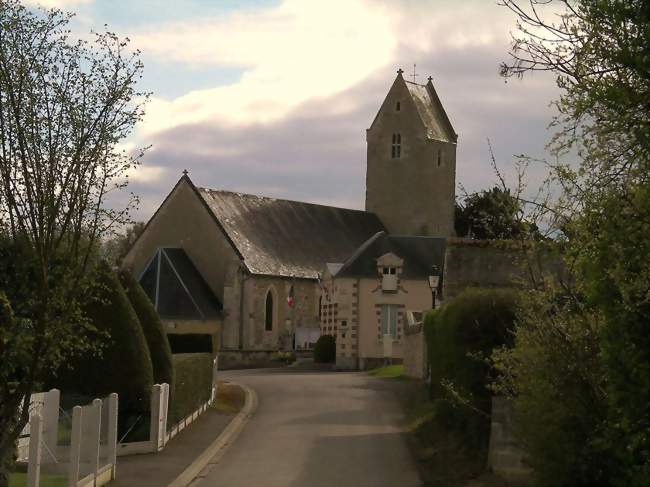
[411,64,419,83]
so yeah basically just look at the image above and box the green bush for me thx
[423,288,517,465]
[54,263,154,420]
[119,270,174,389]
[313,335,336,363]
[169,353,213,424]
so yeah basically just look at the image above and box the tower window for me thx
[396,101,401,111]
[437,149,442,167]
[391,133,401,159]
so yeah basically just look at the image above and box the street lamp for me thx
[428,266,440,310]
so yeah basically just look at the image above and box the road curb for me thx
[167,381,258,487]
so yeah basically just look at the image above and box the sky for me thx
[24,0,562,220]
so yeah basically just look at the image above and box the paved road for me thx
[196,369,422,487]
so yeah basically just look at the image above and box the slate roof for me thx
[334,231,447,279]
[196,187,386,279]
[404,80,457,143]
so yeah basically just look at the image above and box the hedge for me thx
[314,335,336,363]
[169,353,213,424]
[57,262,154,419]
[119,270,174,389]
[423,288,517,458]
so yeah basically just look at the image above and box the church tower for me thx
[365,69,458,236]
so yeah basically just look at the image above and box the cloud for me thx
[129,0,396,134]
[23,0,92,8]
[116,0,561,220]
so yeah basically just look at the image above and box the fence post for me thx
[106,393,118,479]
[90,399,102,481]
[161,384,169,447]
[149,385,162,451]
[69,406,82,486]
[211,356,219,403]
[42,388,60,461]
[26,414,42,487]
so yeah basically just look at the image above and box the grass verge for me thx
[212,381,246,415]
[373,375,513,487]
[367,364,405,378]
[9,473,66,487]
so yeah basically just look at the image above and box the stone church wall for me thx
[240,276,320,351]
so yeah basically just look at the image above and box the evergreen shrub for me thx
[119,270,174,389]
[423,288,517,459]
[314,334,336,363]
[56,262,154,428]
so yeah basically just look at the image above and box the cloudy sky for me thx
[26,0,561,219]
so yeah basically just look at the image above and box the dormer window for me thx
[396,101,401,111]
[382,267,398,292]
[391,133,401,159]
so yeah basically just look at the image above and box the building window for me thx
[437,149,442,167]
[383,267,396,275]
[381,267,398,292]
[396,101,401,111]
[391,133,401,159]
[265,290,274,331]
[380,304,398,338]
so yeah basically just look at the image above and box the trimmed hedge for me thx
[61,262,154,416]
[169,353,213,424]
[119,270,174,389]
[314,334,336,363]
[423,288,517,458]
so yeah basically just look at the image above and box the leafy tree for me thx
[455,186,539,240]
[103,221,145,265]
[493,1,650,485]
[0,2,147,483]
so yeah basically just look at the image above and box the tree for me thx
[103,221,145,265]
[493,1,650,485]
[455,186,539,240]
[0,2,147,483]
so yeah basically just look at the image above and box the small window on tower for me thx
[437,149,442,167]
[391,133,402,159]
[396,101,401,111]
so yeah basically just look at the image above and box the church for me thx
[122,69,458,369]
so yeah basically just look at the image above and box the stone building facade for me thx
[123,70,460,367]
[320,232,446,369]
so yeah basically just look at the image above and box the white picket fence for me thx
[19,390,118,487]
[118,355,219,456]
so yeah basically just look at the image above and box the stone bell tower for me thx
[365,69,458,236]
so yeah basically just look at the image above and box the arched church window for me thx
[396,101,401,111]
[265,290,274,331]
[391,133,401,159]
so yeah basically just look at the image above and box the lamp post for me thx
[428,266,440,310]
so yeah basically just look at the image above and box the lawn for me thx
[212,381,246,415]
[367,364,405,378]
[9,473,67,487]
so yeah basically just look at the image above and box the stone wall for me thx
[403,324,427,379]
[488,397,531,484]
[443,239,566,300]
[218,350,279,370]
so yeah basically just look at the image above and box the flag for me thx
[287,284,294,308]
